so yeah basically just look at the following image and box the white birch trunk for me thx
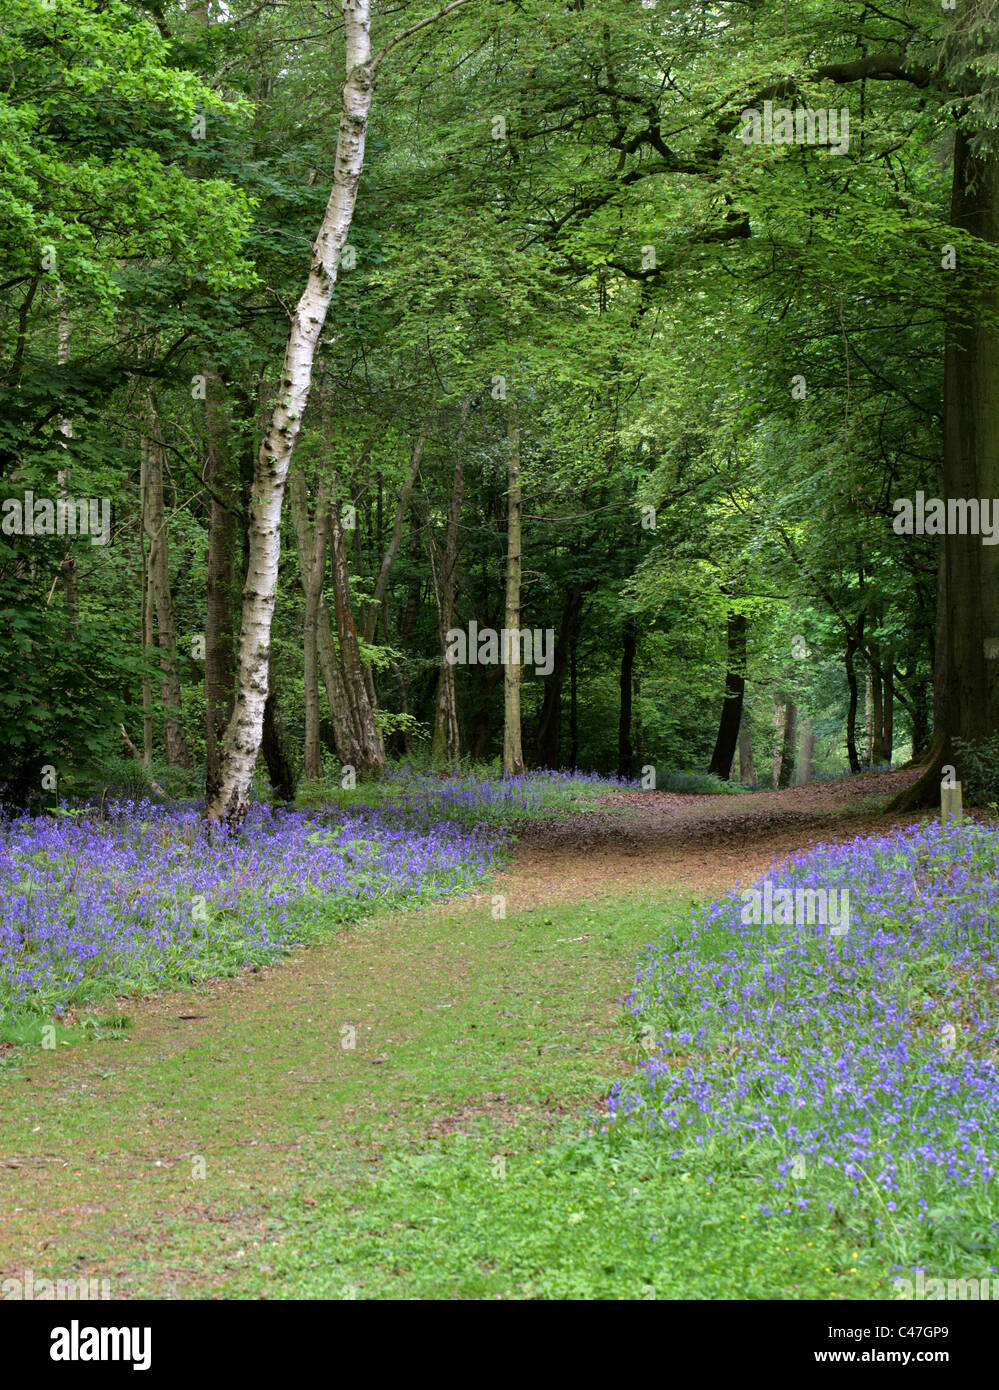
[207,1,375,825]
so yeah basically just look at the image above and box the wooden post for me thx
[941,782,963,825]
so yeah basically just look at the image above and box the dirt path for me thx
[503,767,921,905]
[0,771,921,1296]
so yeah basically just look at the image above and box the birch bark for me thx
[208,0,375,824]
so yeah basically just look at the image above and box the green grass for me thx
[5,843,981,1299]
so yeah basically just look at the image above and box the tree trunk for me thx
[329,480,385,775]
[936,128,999,765]
[795,717,814,785]
[738,710,756,786]
[430,453,464,768]
[288,470,363,769]
[569,626,579,771]
[617,614,637,780]
[891,129,999,810]
[363,435,424,642]
[777,698,797,789]
[261,679,296,802]
[204,373,237,800]
[503,399,525,776]
[56,295,79,627]
[845,626,862,774]
[302,480,330,781]
[141,399,189,768]
[535,585,583,769]
[140,473,153,765]
[772,696,784,787]
[208,0,376,825]
[864,668,874,767]
[708,611,746,780]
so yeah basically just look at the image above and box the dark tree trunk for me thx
[708,612,746,780]
[535,585,583,769]
[204,377,237,801]
[845,627,862,774]
[569,627,579,770]
[738,710,756,786]
[891,129,999,809]
[617,615,637,780]
[261,686,296,802]
[777,698,798,789]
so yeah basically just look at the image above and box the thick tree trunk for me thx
[204,374,237,800]
[891,130,999,810]
[617,614,637,780]
[935,130,999,763]
[141,400,189,768]
[208,0,375,825]
[708,611,746,780]
[503,400,525,776]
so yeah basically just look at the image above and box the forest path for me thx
[0,770,919,1297]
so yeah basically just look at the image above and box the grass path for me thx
[0,776,919,1299]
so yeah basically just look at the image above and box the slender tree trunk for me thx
[777,698,797,789]
[738,710,756,787]
[845,629,862,773]
[303,480,331,781]
[430,452,464,767]
[883,660,894,762]
[363,435,424,642]
[795,718,814,785]
[772,695,784,787]
[141,400,189,768]
[503,399,525,775]
[208,0,376,825]
[288,471,362,769]
[140,457,153,765]
[569,627,579,770]
[329,481,385,775]
[204,373,237,800]
[863,668,874,766]
[535,585,583,769]
[708,611,746,780]
[617,614,637,780]
[56,295,78,627]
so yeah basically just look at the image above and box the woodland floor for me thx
[0,769,924,1299]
